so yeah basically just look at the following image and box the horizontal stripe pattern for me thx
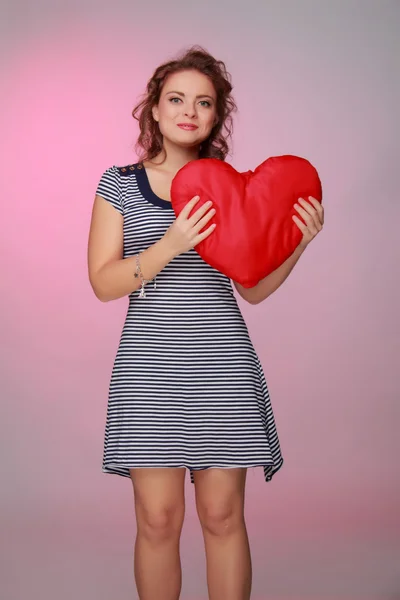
[96,164,283,483]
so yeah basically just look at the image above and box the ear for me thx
[152,105,159,122]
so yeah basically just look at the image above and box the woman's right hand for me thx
[162,196,216,257]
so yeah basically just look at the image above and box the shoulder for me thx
[116,162,144,177]
[96,163,144,197]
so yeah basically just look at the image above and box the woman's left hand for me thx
[292,196,324,250]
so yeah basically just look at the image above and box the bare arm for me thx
[87,194,216,302]
[233,245,304,305]
[234,195,324,305]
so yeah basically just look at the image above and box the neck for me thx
[150,138,199,174]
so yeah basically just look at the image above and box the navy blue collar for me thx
[135,163,174,210]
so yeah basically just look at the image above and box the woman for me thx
[88,46,323,600]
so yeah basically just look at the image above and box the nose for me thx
[184,104,197,119]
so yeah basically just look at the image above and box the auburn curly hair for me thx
[132,46,237,162]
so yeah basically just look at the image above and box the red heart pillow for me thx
[171,155,322,288]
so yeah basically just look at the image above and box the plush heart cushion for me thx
[171,155,322,288]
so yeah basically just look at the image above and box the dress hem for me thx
[102,459,284,484]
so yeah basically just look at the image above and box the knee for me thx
[136,503,184,543]
[197,503,244,537]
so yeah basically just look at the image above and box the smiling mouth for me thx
[177,124,198,130]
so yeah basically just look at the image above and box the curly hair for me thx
[132,46,237,162]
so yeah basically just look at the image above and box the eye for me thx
[169,97,182,104]
[199,100,212,107]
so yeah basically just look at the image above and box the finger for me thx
[292,214,317,238]
[193,223,216,246]
[292,214,308,235]
[307,196,324,224]
[296,200,321,232]
[179,195,201,220]
[192,208,216,235]
[307,196,322,211]
[298,197,318,216]
[187,200,213,227]
[294,201,314,224]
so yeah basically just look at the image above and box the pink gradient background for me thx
[1,1,399,599]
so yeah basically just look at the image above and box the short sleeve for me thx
[95,166,123,215]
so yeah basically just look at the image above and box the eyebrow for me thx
[165,91,215,100]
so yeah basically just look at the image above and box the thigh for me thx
[193,468,247,527]
[130,468,186,531]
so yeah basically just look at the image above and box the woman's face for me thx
[152,69,218,149]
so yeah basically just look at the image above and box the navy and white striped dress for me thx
[95,163,284,484]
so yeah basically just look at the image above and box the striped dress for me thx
[95,162,284,484]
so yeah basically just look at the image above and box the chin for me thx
[163,127,210,148]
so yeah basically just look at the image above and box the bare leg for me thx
[130,467,186,600]
[194,468,251,600]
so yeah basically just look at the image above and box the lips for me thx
[177,123,198,130]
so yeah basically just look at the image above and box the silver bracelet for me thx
[134,253,156,298]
